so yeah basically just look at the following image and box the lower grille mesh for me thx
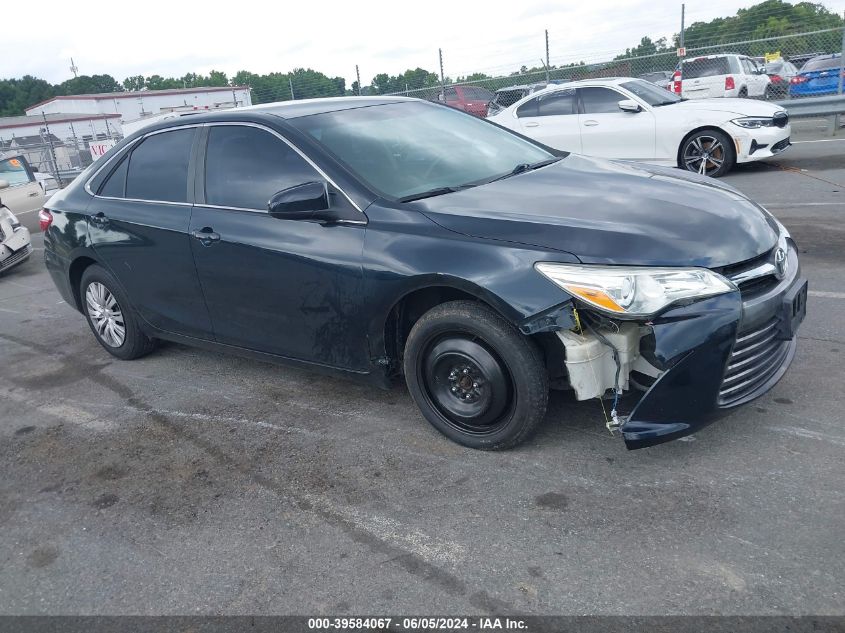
[719,317,791,406]
[0,243,32,271]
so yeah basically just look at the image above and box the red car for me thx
[439,85,495,117]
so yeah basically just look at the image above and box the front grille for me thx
[716,248,780,300]
[719,317,791,406]
[771,137,790,153]
[736,274,780,300]
[0,243,32,271]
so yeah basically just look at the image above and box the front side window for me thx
[0,157,32,186]
[204,125,319,210]
[290,101,554,200]
[125,128,195,203]
[579,87,626,114]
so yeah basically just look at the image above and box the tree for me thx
[0,76,56,116]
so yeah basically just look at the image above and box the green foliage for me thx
[370,68,441,94]
[0,75,56,116]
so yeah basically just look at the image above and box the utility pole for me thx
[545,30,550,83]
[41,113,63,189]
[355,65,361,96]
[838,13,844,96]
[439,48,446,102]
[680,4,686,54]
[289,76,295,100]
[232,87,237,108]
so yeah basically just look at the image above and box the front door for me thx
[88,126,214,339]
[189,123,369,370]
[577,87,656,161]
[0,156,45,215]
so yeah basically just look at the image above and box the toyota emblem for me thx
[774,247,787,279]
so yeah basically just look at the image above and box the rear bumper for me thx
[621,245,804,449]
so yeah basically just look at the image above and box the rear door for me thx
[0,156,45,215]
[741,58,767,96]
[189,123,369,369]
[514,89,581,152]
[682,57,730,98]
[88,126,214,339]
[577,87,655,160]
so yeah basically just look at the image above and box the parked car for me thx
[680,54,772,99]
[765,59,799,98]
[488,77,790,177]
[438,85,495,117]
[42,97,806,451]
[487,83,550,117]
[637,71,674,91]
[0,154,46,216]
[0,202,32,274]
[790,53,844,97]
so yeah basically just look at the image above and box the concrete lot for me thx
[1,134,843,615]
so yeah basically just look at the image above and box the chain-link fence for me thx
[0,130,123,191]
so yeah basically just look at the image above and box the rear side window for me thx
[98,155,129,198]
[579,87,625,114]
[0,157,32,186]
[125,128,195,203]
[204,125,319,210]
[495,90,526,108]
[682,57,730,78]
[516,90,575,117]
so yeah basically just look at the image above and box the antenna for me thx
[69,58,79,77]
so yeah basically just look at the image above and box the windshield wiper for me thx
[482,157,562,184]
[398,185,474,203]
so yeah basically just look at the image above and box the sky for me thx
[3,0,844,88]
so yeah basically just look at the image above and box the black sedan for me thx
[41,97,807,450]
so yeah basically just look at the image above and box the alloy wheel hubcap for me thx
[85,282,126,348]
[684,135,725,176]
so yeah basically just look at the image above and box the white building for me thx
[0,112,122,147]
[25,86,252,130]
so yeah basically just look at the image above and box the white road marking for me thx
[769,426,845,447]
[14,208,42,215]
[809,290,845,299]
[791,138,845,144]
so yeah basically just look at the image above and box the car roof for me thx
[236,95,417,119]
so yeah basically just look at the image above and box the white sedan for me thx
[488,77,791,177]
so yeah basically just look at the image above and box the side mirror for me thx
[268,181,332,222]
[618,99,642,113]
[0,180,9,190]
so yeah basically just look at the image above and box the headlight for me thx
[535,263,736,317]
[731,116,776,129]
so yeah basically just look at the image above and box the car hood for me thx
[669,98,785,117]
[416,154,780,268]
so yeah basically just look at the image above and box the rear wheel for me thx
[80,265,156,360]
[403,300,548,450]
[738,87,748,98]
[680,129,735,178]
[764,85,774,100]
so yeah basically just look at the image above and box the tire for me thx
[403,300,548,450]
[679,129,735,178]
[738,87,748,98]
[764,85,774,100]
[79,264,157,360]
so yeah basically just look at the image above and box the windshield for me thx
[290,101,555,200]
[620,79,681,106]
[765,62,784,74]
[801,56,843,72]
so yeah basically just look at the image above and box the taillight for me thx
[725,76,735,90]
[671,70,682,94]
[791,75,807,84]
[38,209,53,232]
[770,75,782,83]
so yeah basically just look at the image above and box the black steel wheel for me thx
[403,300,548,450]
[680,129,735,178]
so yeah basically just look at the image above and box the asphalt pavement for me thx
[0,132,843,615]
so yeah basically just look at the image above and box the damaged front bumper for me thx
[546,243,806,449]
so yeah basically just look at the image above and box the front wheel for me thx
[403,300,548,450]
[680,129,735,178]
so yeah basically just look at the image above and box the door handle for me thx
[583,120,599,127]
[90,212,110,228]
[191,228,221,246]
[524,122,540,127]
